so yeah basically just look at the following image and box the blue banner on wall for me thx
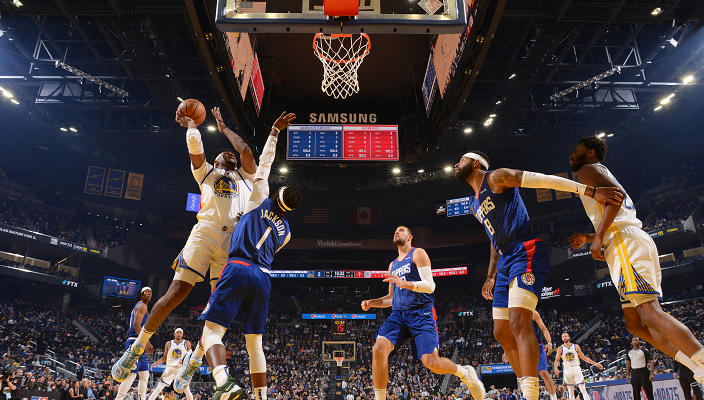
[84,166,106,195]
[186,192,201,212]
[479,364,514,375]
[105,169,126,198]
[422,57,437,116]
[302,313,376,320]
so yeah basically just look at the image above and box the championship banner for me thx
[536,188,552,202]
[125,172,144,200]
[586,375,685,400]
[84,166,105,195]
[554,172,573,199]
[105,169,126,198]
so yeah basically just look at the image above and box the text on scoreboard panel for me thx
[287,125,398,161]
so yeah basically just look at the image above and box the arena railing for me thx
[573,314,603,343]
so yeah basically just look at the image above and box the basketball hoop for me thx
[334,356,344,368]
[313,33,371,99]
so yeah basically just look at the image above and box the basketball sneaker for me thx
[111,343,145,382]
[212,376,244,400]
[460,365,486,400]
[174,351,201,393]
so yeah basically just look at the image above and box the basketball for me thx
[177,99,206,126]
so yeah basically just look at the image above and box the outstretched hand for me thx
[211,107,226,132]
[593,187,624,206]
[273,111,296,132]
[175,111,195,128]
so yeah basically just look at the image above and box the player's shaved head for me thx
[211,148,238,170]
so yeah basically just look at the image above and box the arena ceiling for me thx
[1,0,704,187]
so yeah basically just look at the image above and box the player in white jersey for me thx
[112,108,255,383]
[568,135,704,384]
[553,333,602,400]
[148,328,193,400]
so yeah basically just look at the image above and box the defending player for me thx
[112,108,255,382]
[567,135,704,384]
[533,311,558,400]
[553,333,602,400]
[172,111,300,400]
[115,288,153,400]
[147,328,193,400]
[360,226,486,400]
[456,151,622,400]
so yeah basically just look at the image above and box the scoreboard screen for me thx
[446,197,472,217]
[286,125,398,160]
[332,320,347,337]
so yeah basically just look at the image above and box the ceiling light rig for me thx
[56,61,129,97]
[550,67,621,101]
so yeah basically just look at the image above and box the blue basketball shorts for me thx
[376,304,439,360]
[493,238,550,309]
[125,338,149,372]
[538,342,548,372]
[199,257,271,334]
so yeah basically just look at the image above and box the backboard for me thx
[322,341,356,362]
[216,0,467,34]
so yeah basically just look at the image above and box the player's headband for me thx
[462,152,489,169]
[140,286,151,295]
[174,328,183,334]
[278,186,292,212]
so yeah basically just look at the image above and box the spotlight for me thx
[2,91,13,98]
[280,167,288,173]
[509,73,517,80]
[683,76,694,84]
[177,97,184,102]
[654,105,663,111]
[651,7,662,15]
[489,114,497,117]
[444,166,452,172]
[607,134,614,137]
[495,100,503,105]
[11,0,23,8]
[69,127,77,132]
[660,98,670,105]
[0,86,4,92]
[597,133,606,138]
[464,128,472,133]
[60,128,68,131]
[418,169,425,173]
[484,121,490,126]
[10,99,19,105]
[207,126,216,131]
[667,93,675,99]
[392,168,401,174]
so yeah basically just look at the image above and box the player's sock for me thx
[213,365,228,387]
[521,377,539,400]
[690,348,704,370]
[374,388,386,400]
[676,351,704,375]
[254,387,267,400]
[192,343,206,361]
[453,365,467,378]
[550,392,558,400]
[133,328,155,348]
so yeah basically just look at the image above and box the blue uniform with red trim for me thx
[469,171,550,310]
[534,319,548,372]
[200,198,290,333]
[377,248,439,360]
[126,301,149,372]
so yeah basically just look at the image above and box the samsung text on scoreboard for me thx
[286,125,399,161]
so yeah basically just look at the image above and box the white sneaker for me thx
[460,365,486,400]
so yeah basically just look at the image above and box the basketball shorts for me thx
[159,366,180,385]
[538,343,548,372]
[562,365,584,385]
[199,257,271,334]
[172,220,234,286]
[604,226,662,308]
[376,304,439,360]
[493,238,550,310]
[125,338,149,373]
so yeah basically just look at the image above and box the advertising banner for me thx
[586,375,685,400]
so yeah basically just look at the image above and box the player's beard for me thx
[454,163,473,182]
[570,152,587,172]
[393,236,406,246]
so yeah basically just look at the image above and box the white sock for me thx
[117,374,137,400]
[453,365,467,379]
[192,344,206,361]
[254,387,267,400]
[134,329,154,348]
[578,384,589,400]
[550,393,558,400]
[185,386,193,400]
[374,388,386,400]
[676,351,704,375]
[522,377,539,400]
[148,382,167,400]
[213,365,228,387]
[691,348,704,371]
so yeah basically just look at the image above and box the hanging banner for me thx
[555,172,573,199]
[536,188,552,202]
[105,169,126,198]
[84,166,105,195]
[250,54,265,116]
[125,173,144,200]
[422,57,437,115]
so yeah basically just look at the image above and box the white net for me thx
[313,33,371,99]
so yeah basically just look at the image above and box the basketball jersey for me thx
[127,301,148,338]
[470,171,535,252]
[578,163,641,241]
[390,248,434,311]
[192,161,254,228]
[229,198,291,271]
[561,344,580,367]
[166,339,187,367]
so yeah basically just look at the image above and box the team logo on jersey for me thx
[213,176,238,199]
[521,273,536,285]
[565,353,576,362]
[172,349,182,359]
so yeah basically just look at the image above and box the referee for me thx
[674,360,704,400]
[626,337,655,400]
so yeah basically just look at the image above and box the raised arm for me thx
[176,112,206,170]
[576,344,603,369]
[482,243,499,300]
[361,263,394,310]
[212,107,256,175]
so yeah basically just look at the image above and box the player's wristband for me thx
[272,126,280,134]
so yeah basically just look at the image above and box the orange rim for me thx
[312,33,371,64]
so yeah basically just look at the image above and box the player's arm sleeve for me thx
[243,180,269,214]
[412,266,436,294]
[520,171,588,195]
[242,132,279,213]
[192,160,213,183]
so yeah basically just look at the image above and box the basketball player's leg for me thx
[238,268,271,400]
[149,367,176,400]
[137,370,149,400]
[115,373,137,400]
[147,380,168,400]
[538,344,557,400]
[492,267,523,377]
[373,312,407,400]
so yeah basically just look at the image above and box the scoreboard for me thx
[446,197,472,217]
[286,125,398,160]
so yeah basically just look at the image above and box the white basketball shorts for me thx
[159,366,180,385]
[605,226,662,308]
[172,220,233,286]
[563,365,584,385]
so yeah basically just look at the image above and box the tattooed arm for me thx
[486,168,524,194]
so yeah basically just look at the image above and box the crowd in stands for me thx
[1,167,70,210]
[643,194,699,232]
[542,222,594,250]
[0,257,77,280]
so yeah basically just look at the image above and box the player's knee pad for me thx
[202,321,226,352]
[245,334,266,374]
[508,278,538,310]
[492,307,509,320]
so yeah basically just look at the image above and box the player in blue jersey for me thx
[115,287,153,400]
[532,311,558,400]
[361,226,486,400]
[455,151,623,400]
[172,111,300,400]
